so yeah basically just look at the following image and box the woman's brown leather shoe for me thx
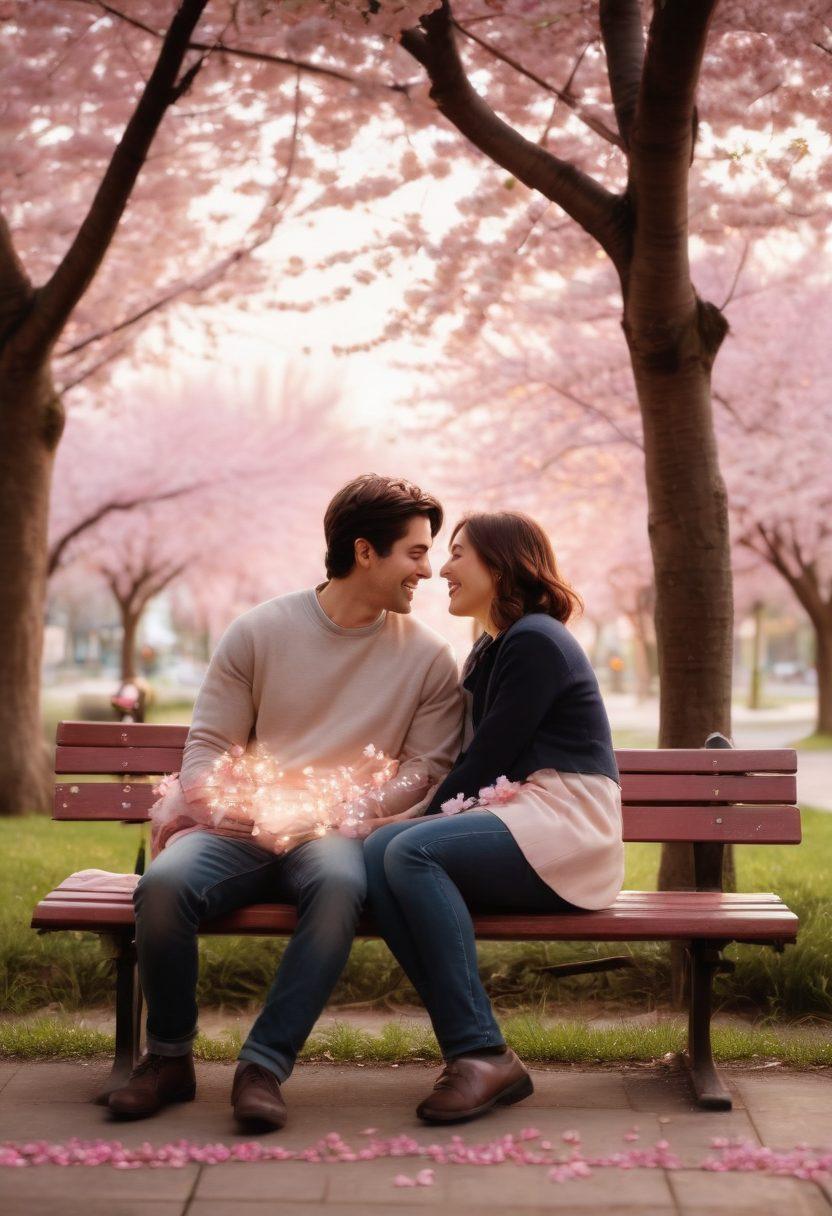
[416,1049,533,1124]
[107,1052,196,1119]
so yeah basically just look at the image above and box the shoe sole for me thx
[417,1071,534,1124]
[232,1107,287,1132]
[108,1084,197,1120]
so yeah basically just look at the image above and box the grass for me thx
[790,732,832,752]
[41,691,196,750]
[2,1013,831,1068]
[2,810,831,1023]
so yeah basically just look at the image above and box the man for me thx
[108,474,463,1129]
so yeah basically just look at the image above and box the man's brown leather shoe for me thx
[107,1051,196,1119]
[231,1062,287,1130]
[416,1048,533,1124]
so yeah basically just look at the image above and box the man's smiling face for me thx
[368,514,434,614]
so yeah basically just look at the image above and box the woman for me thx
[363,512,624,1124]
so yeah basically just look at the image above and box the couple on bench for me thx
[108,473,624,1129]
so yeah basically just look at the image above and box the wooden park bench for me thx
[32,722,801,1112]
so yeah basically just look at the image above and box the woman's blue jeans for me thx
[363,811,577,1060]
[133,829,366,1081]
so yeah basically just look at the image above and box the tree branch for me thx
[451,18,623,148]
[718,238,751,310]
[48,478,211,577]
[56,69,304,373]
[599,0,644,149]
[12,0,210,365]
[400,1,623,265]
[539,376,644,450]
[626,0,718,320]
[75,0,413,93]
[0,211,35,350]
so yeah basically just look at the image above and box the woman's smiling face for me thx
[439,525,497,626]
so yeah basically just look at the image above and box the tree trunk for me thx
[0,366,65,814]
[628,614,651,701]
[119,604,141,683]
[748,600,765,711]
[626,590,656,703]
[813,611,832,736]
[625,318,734,1004]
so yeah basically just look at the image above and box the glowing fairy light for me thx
[188,741,401,852]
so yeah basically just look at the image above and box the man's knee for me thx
[296,842,367,909]
[134,863,199,925]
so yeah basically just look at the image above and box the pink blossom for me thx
[477,776,523,806]
[440,792,475,815]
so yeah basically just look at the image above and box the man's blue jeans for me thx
[364,812,577,1060]
[133,829,366,1082]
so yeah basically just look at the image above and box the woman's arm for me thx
[424,628,573,812]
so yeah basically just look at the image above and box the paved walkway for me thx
[1,1060,830,1215]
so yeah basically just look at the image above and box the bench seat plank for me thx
[31,874,799,943]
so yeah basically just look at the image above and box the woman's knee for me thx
[363,826,393,876]
[380,828,427,887]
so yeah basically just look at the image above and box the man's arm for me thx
[178,616,257,808]
[359,642,463,819]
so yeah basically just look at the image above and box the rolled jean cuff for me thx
[441,1031,506,1060]
[146,1028,198,1057]
[238,1042,290,1084]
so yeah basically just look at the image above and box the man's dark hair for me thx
[323,474,444,579]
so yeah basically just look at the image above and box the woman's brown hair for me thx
[451,511,582,631]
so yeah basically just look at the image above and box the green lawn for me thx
[2,809,830,1022]
[3,1012,830,1067]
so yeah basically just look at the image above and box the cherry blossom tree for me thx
[1,0,442,810]
[45,368,359,733]
[388,1,832,767]
[718,279,832,736]
[3,0,829,822]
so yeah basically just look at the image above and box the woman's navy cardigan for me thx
[424,612,619,815]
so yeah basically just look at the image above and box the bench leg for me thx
[681,940,732,1111]
[94,932,143,1105]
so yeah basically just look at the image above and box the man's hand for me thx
[338,807,420,839]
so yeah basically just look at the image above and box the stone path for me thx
[1,1060,830,1214]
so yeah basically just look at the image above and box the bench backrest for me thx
[53,721,801,846]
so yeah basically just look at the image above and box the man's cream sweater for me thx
[171,585,464,847]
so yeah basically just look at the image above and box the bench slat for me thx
[31,885,799,943]
[615,748,796,774]
[621,774,796,803]
[56,723,189,747]
[52,785,801,843]
[55,746,184,775]
[623,805,801,844]
[52,783,797,841]
[54,783,156,821]
[54,765,797,806]
[40,885,792,907]
[54,725,797,776]
[53,783,802,843]
[35,879,791,909]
